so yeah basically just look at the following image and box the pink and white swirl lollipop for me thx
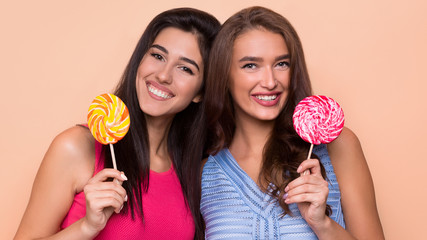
[293,95,344,172]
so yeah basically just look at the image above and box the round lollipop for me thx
[293,95,344,174]
[87,93,130,170]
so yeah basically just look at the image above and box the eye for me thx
[242,63,257,69]
[276,61,290,69]
[179,66,194,75]
[151,53,164,61]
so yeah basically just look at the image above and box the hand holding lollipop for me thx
[87,93,130,170]
[293,95,344,174]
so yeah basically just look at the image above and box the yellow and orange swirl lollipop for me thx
[87,93,130,169]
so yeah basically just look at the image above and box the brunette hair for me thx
[204,6,330,216]
[104,8,220,239]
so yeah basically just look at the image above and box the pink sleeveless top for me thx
[61,141,195,239]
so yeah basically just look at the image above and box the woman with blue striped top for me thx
[201,6,384,240]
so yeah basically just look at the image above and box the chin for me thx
[258,117,278,121]
[255,108,282,120]
[253,113,280,121]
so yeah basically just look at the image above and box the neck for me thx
[229,113,275,185]
[230,113,274,158]
[145,114,174,172]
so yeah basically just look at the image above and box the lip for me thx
[251,91,282,107]
[146,81,175,101]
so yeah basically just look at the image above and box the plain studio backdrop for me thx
[1,0,426,239]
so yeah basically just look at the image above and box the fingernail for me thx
[285,186,289,192]
[119,205,123,212]
[121,173,128,181]
[283,193,288,199]
[297,166,302,173]
[124,195,128,202]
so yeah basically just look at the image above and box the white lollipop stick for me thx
[110,144,120,184]
[302,143,314,175]
[109,143,118,170]
[306,143,314,160]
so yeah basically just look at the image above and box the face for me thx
[229,28,291,122]
[136,27,203,119]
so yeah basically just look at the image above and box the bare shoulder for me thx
[327,127,364,168]
[326,127,369,189]
[327,127,360,154]
[43,125,95,190]
[14,126,97,238]
[50,125,94,159]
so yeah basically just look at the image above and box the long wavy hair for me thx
[204,6,330,216]
[103,8,220,239]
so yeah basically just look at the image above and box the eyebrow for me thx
[180,57,200,72]
[151,44,168,54]
[275,54,290,61]
[239,56,262,62]
[151,44,200,72]
[239,54,290,62]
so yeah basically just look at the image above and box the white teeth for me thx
[255,95,277,101]
[148,85,172,99]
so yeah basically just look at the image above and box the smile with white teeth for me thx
[148,85,173,99]
[255,95,277,101]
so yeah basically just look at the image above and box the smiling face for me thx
[136,27,203,119]
[229,28,291,122]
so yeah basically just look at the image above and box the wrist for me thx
[309,215,332,234]
[79,217,101,239]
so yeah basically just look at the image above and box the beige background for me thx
[1,0,426,239]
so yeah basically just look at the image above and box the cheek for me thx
[279,71,291,86]
[135,62,145,81]
[137,55,158,74]
[174,76,202,98]
[228,78,238,100]
[188,81,203,97]
[135,69,143,92]
[189,75,204,94]
[228,84,245,105]
[137,61,149,76]
[228,69,244,93]
[229,72,253,95]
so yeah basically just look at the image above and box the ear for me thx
[192,94,203,103]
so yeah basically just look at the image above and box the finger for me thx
[285,175,325,192]
[286,181,329,198]
[284,190,328,205]
[85,189,126,213]
[88,169,128,184]
[84,182,127,200]
[88,195,125,214]
[297,159,322,176]
[286,182,327,197]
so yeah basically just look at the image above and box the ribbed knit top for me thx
[201,144,345,240]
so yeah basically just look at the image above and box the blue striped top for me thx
[201,144,345,239]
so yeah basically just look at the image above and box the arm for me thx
[14,126,127,240]
[326,127,384,239]
[285,127,384,239]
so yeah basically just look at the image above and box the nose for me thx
[260,67,277,90]
[155,64,173,84]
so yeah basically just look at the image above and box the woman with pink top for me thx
[14,8,220,240]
